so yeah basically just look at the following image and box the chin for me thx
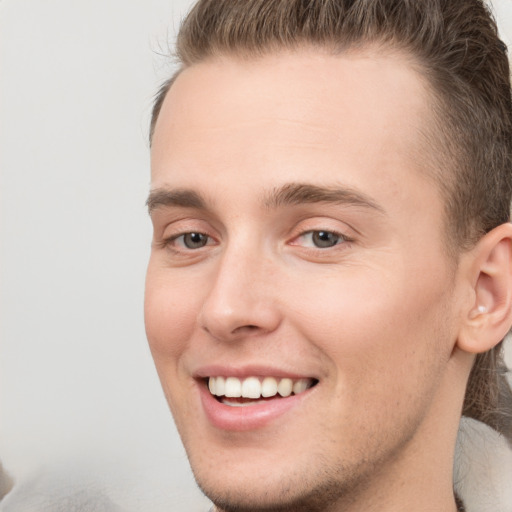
[193,469,347,512]
[184,437,371,512]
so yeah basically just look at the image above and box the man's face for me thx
[146,49,464,511]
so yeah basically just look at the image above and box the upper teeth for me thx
[208,376,312,399]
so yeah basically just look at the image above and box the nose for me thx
[198,246,281,342]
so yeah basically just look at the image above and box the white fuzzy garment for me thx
[454,418,512,512]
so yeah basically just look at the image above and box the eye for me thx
[174,232,211,249]
[297,230,346,248]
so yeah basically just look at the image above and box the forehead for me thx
[150,48,440,222]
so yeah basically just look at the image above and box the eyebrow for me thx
[146,182,384,215]
[263,183,385,213]
[146,188,206,214]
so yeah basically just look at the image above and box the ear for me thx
[457,222,512,354]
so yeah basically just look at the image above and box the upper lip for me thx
[193,364,318,380]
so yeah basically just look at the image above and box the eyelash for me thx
[291,229,351,249]
[163,232,216,251]
[162,229,352,252]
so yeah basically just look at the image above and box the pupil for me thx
[312,231,339,248]
[184,233,207,248]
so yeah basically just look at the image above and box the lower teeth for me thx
[221,396,279,407]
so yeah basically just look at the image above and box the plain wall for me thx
[0,0,210,509]
[1,1,511,511]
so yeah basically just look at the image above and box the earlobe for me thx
[458,223,512,354]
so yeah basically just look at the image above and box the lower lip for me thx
[198,382,310,431]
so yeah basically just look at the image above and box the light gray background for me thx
[1,1,511,511]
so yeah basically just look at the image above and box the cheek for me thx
[144,265,205,425]
[286,262,454,385]
[144,264,201,362]
[285,264,455,445]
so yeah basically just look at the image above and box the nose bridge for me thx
[199,237,279,340]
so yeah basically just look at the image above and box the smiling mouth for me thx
[207,376,318,406]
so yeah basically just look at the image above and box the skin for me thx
[146,49,482,512]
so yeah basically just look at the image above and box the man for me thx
[144,1,512,511]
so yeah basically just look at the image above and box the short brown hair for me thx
[150,0,512,441]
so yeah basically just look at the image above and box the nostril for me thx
[232,324,259,335]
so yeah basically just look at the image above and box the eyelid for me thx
[159,215,215,236]
[156,217,220,252]
[287,216,356,242]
